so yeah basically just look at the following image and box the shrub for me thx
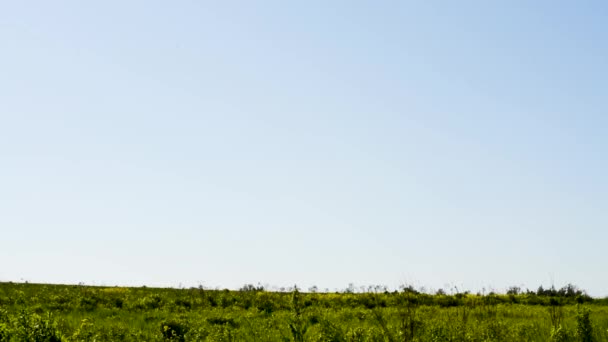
[206,317,237,327]
[78,296,98,312]
[160,320,188,342]
[71,318,98,342]
[135,294,163,310]
[15,311,62,342]
[550,325,570,342]
[255,292,276,314]
[0,322,11,342]
[576,306,593,342]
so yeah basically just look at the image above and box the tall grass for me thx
[0,282,605,341]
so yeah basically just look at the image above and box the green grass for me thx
[0,282,606,341]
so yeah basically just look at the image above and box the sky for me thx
[1,1,607,296]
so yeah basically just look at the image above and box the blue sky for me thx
[1,1,607,295]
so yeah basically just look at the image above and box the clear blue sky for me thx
[1,1,607,296]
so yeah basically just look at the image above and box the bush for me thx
[576,306,593,342]
[0,322,11,342]
[255,292,276,314]
[160,320,188,341]
[550,325,571,342]
[78,296,98,312]
[71,318,103,342]
[135,294,163,310]
[15,311,62,342]
[206,317,237,327]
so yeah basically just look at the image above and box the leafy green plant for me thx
[548,297,564,330]
[160,319,188,341]
[576,305,593,342]
[15,311,62,342]
[0,322,11,342]
[288,287,310,342]
[550,325,569,342]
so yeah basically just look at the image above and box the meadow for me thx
[0,282,607,341]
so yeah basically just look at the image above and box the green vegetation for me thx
[0,282,607,341]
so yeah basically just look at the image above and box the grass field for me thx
[0,282,607,341]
